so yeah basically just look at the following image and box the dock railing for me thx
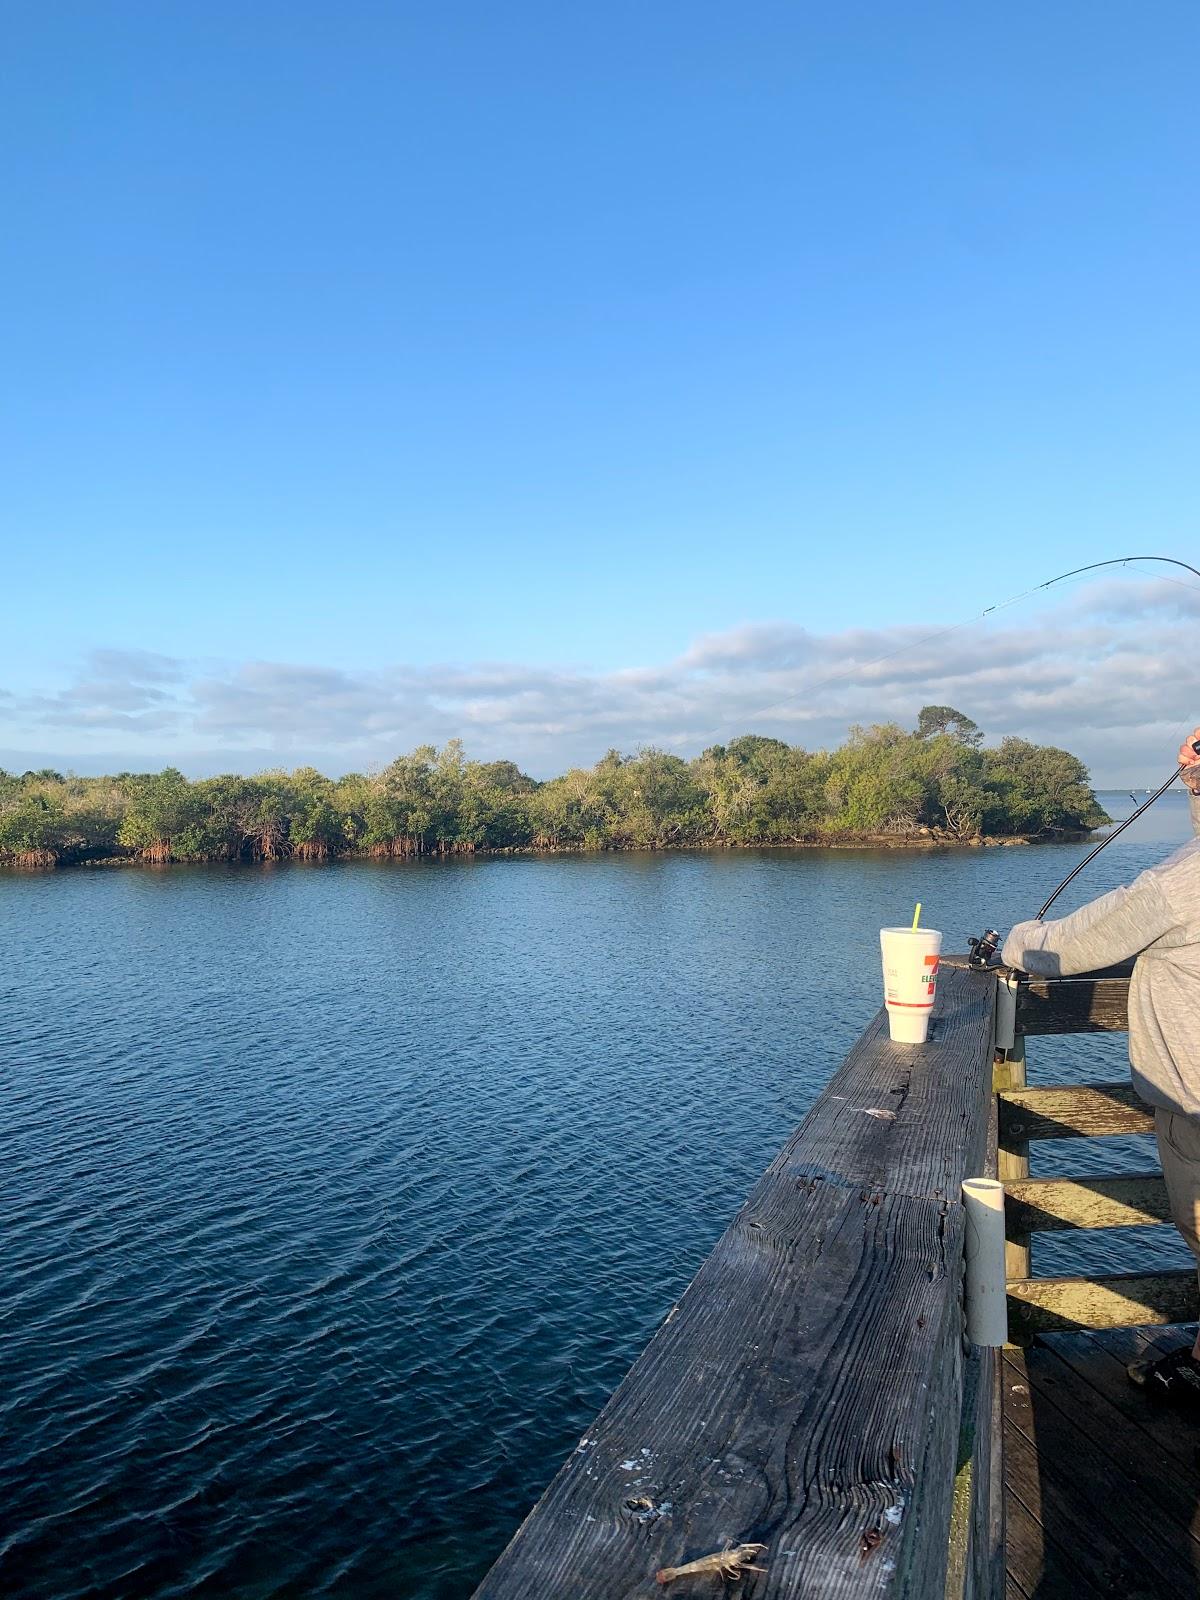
[475,958,1003,1599]
[996,959,1200,1339]
[474,954,1195,1598]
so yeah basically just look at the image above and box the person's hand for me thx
[1178,729,1200,793]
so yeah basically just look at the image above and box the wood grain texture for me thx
[998,1083,1153,1142]
[1018,1338,1200,1544]
[475,1184,965,1599]
[994,1043,1030,1281]
[945,1348,1004,1600]
[1055,1325,1200,1475]
[1003,961,1132,1037]
[958,1092,1004,1600]
[1002,1394,1137,1597]
[1000,1495,1057,1600]
[1003,1174,1171,1234]
[474,962,1000,1599]
[979,1348,1004,1600]
[775,962,996,1201]
[1005,1269,1198,1337]
[1003,1343,1199,1599]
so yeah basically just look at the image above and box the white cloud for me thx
[2,577,1197,784]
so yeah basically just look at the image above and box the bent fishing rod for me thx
[699,553,1200,760]
[964,555,1200,967]
[1032,739,1200,922]
[967,740,1200,968]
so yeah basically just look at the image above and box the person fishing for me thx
[1002,730,1200,1405]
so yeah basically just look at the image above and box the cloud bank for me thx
[2,579,1197,786]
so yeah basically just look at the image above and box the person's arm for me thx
[1002,870,1177,977]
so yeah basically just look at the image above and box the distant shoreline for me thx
[2,828,1097,872]
[0,718,1114,869]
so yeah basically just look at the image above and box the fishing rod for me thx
[691,548,1200,965]
[962,555,1200,967]
[1033,743,1200,922]
[692,554,1200,756]
[1018,554,1200,599]
[967,744,1200,968]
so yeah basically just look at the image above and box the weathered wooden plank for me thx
[1005,1269,1198,1337]
[945,1349,980,1600]
[1016,1337,1200,1546]
[945,1346,1004,1600]
[1010,961,1132,1036]
[474,1181,968,1599]
[959,1083,1004,1600]
[474,962,999,1598]
[1053,1326,1200,1475]
[1085,1321,1196,1365]
[1015,980,1129,1035]
[980,1347,1004,1600]
[994,1042,1030,1280]
[998,1427,1113,1600]
[1000,1494,1054,1600]
[776,961,997,1202]
[1003,1349,1198,1596]
[1003,1173,1170,1234]
[998,1083,1153,1142]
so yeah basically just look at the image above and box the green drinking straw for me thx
[911,902,922,931]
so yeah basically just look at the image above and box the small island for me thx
[0,706,1110,869]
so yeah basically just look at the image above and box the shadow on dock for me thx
[1003,1323,1200,1599]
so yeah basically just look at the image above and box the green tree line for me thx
[0,708,1110,867]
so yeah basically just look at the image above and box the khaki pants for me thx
[1156,1108,1200,1282]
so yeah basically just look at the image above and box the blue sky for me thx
[2,4,1197,780]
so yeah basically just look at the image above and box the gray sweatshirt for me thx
[1002,792,1200,1116]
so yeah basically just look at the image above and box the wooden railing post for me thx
[995,961,1200,1338]
[995,1039,1031,1282]
[945,1069,1004,1600]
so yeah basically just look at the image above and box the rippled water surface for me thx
[2,794,1194,1598]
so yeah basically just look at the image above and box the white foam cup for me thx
[879,927,943,1043]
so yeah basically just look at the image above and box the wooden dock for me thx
[474,956,1200,1598]
[1004,1327,1200,1598]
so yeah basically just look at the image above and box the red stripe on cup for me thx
[886,1000,934,1009]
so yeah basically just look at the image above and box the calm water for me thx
[1,793,1194,1598]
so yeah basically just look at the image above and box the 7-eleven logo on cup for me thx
[879,927,943,1044]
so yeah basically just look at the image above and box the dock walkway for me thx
[475,957,1200,1598]
[1003,1325,1200,1599]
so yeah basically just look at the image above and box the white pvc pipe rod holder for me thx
[994,972,1019,1053]
[962,1178,1008,1347]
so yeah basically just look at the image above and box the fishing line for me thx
[679,551,1200,932]
[947,554,1200,955]
[1032,760,1195,922]
[965,724,1200,961]
[690,555,1200,751]
[1023,558,1200,920]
